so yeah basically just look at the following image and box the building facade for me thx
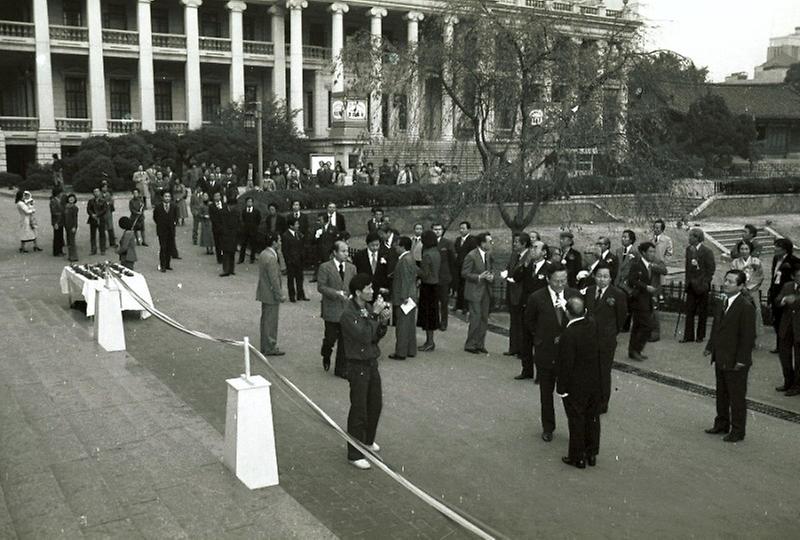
[0,0,636,175]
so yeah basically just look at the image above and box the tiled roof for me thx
[663,82,800,120]
[759,52,799,70]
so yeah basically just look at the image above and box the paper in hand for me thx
[400,298,416,315]
[500,270,509,279]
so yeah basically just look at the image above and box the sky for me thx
[606,0,800,81]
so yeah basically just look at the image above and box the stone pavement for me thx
[3,199,800,538]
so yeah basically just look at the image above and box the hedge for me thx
[718,176,800,195]
[0,172,23,189]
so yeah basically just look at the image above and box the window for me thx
[64,77,87,118]
[309,23,325,47]
[151,7,170,34]
[63,0,82,26]
[245,85,258,104]
[304,91,313,131]
[200,12,221,37]
[243,16,256,41]
[575,152,594,175]
[202,83,221,120]
[102,3,127,30]
[154,81,172,121]
[328,91,333,128]
[552,83,569,103]
[109,79,131,119]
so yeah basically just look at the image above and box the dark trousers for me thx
[519,325,535,378]
[157,233,174,269]
[456,278,467,311]
[770,285,783,348]
[538,367,557,433]
[212,231,223,263]
[286,264,306,300]
[684,289,709,341]
[778,337,800,388]
[346,361,382,461]
[629,309,655,354]
[508,302,524,354]
[714,366,749,437]
[192,215,200,244]
[394,307,417,357]
[221,249,236,275]
[53,225,64,256]
[465,292,490,350]
[437,282,450,329]
[321,321,346,376]
[66,228,78,261]
[260,303,279,354]
[106,217,116,245]
[89,221,107,253]
[598,346,616,410]
[238,231,259,263]
[563,392,601,460]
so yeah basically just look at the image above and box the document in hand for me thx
[401,297,417,315]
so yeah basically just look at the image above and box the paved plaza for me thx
[1,197,799,539]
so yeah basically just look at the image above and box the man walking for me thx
[152,191,177,272]
[462,233,494,354]
[256,232,286,356]
[627,242,665,361]
[682,228,716,343]
[514,240,551,381]
[505,233,531,357]
[317,240,356,377]
[389,237,419,360]
[703,270,756,442]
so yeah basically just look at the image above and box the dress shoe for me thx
[695,337,704,343]
[534,376,540,385]
[723,433,744,443]
[265,349,285,356]
[542,432,553,442]
[514,373,533,380]
[388,354,406,360]
[418,344,435,352]
[678,338,694,343]
[159,268,167,273]
[769,348,779,354]
[647,338,660,343]
[368,442,381,452]
[300,297,310,301]
[439,324,447,331]
[599,405,609,415]
[141,243,149,247]
[322,358,330,371]
[165,267,173,271]
[587,455,597,467]
[464,348,481,354]
[290,299,297,303]
[503,351,518,356]
[174,256,182,260]
[628,352,645,361]
[785,387,800,397]
[335,372,348,379]
[219,273,230,277]
[775,385,790,392]
[478,348,489,354]
[562,456,586,469]
[704,425,729,434]
[350,459,371,470]
[230,272,236,276]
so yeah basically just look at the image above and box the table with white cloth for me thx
[59,266,154,319]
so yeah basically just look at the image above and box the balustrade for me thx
[0,20,34,38]
[200,36,231,52]
[0,117,38,131]
[108,119,141,134]
[102,29,139,46]
[243,40,274,55]
[155,120,188,135]
[49,25,88,41]
[56,118,91,132]
[152,32,186,48]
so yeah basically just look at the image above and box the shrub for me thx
[21,163,54,191]
[719,176,800,195]
[72,156,118,193]
[0,171,23,189]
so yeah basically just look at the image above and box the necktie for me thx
[555,294,564,326]
[295,213,300,219]
[370,252,377,274]
[596,288,602,301]
[723,297,729,313]
[339,263,345,281]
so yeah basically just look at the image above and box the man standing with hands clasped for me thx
[704,270,755,443]
[389,237,419,360]
[256,232,286,356]
[341,274,392,470]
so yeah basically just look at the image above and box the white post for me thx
[405,11,424,140]
[243,336,251,380]
[287,0,307,136]
[182,0,203,130]
[367,7,387,141]
[269,5,287,103]
[138,0,156,131]
[227,0,247,105]
[224,374,280,489]
[94,281,126,352]
[441,15,458,142]
[33,0,60,163]
[87,0,108,135]
[329,2,349,93]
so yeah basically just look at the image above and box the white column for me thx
[182,0,203,130]
[286,0,307,136]
[405,11,424,140]
[227,0,247,105]
[367,7,386,140]
[329,3,348,92]
[33,0,56,132]
[269,5,286,102]
[137,0,156,131]
[87,0,107,134]
[312,71,328,138]
[441,15,458,142]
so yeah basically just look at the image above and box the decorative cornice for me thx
[329,2,349,14]
[180,0,202,8]
[268,4,284,16]
[405,10,424,23]
[226,0,247,13]
[285,0,307,11]
[367,7,387,19]
[443,14,459,26]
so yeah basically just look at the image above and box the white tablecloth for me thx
[59,266,154,319]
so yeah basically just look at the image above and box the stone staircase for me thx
[362,138,485,179]
[705,227,781,259]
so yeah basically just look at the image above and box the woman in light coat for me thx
[16,190,41,253]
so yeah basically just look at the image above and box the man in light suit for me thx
[318,240,357,377]
[462,232,495,354]
[256,233,286,356]
[650,219,673,342]
[432,223,456,331]
[681,228,716,343]
[704,270,755,442]
[776,265,800,395]
[389,236,420,360]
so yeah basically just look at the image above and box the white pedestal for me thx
[223,375,279,489]
[93,285,126,352]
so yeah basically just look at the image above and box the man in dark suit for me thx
[152,190,178,272]
[681,228,716,343]
[560,232,583,289]
[776,264,800,394]
[703,270,756,442]
[354,232,391,301]
[256,232,285,356]
[514,240,551,380]
[556,297,602,468]
[524,263,580,441]
[586,236,619,282]
[286,200,309,237]
[209,191,225,264]
[432,223,456,331]
[462,232,494,354]
[219,198,241,277]
[264,203,287,237]
[317,240,357,377]
[505,233,532,357]
[627,242,665,361]
[325,202,346,235]
[454,221,478,312]
[768,239,800,353]
[282,217,307,302]
[389,237,420,360]
[238,196,261,264]
[366,207,384,235]
[585,264,627,413]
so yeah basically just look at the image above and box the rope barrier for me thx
[108,270,503,540]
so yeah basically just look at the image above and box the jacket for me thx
[515,259,552,304]
[437,237,457,285]
[627,258,666,312]
[116,230,137,263]
[685,244,716,295]
[354,247,392,296]
[281,229,305,267]
[556,318,601,396]
[584,284,628,351]
[339,299,388,361]
[317,259,356,322]
[777,281,800,342]
[524,286,580,369]
[420,248,441,285]
[705,293,756,369]
[152,202,177,238]
[391,252,419,305]
[461,248,493,302]
[256,248,283,304]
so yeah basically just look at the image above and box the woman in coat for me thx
[198,192,215,255]
[730,239,764,344]
[16,190,41,253]
[63,193,79,262]
[416,230,441,351]
[173,178,188,225]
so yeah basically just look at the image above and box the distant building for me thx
[725,26,800,85]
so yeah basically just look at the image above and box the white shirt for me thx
[534,259,546,275]
[328,212,337,227]
[596,286,606,300]
[478,247,487,266]
[548,287,565,309]
[724,292,740,312]
[774,255,787,284]
[566,316,585,328]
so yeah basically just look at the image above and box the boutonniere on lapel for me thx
[360,308,369,318]
[380,257,387,265]
[561,259,567,265]
[606,297,616,307]
[554,336,561,345]
[605,257,614,264]
[538,274,545,280]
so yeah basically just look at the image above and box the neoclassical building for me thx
[0,0,638,175]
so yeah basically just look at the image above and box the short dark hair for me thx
[476,232,491,247]
[638,241,655,254]
[245,196,254,203]
[372,206,383,214]
[431,222,443,229]
[547,262,567,278]
[265,232,279,247]
[366,231,381,244]
[743,224,757,237]
[516,232,532,249]
[349,273,373,296]
[654,219,665,230]
[398,236,413,251]
[726,269,746,286]
[775,238,793,254]
[459,221,471,229]
[421,230,438,249]
[595,262,612,275]
[268,202,278,210]
[288,217,301,228]
[623,229,637,243]
[66,193,77,203]
[291,199,301,206]
[118,216,132,230]
[735,239,754,255]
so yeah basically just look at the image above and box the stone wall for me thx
[695,193,800,218]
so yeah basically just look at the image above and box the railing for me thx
[580,6,599,15]
[155,120,188,135]
[605,9,622,17]
[285,44,332,60]
[102,28,139,46]
[0,116,38,131]
[0,20,34,39]
[49,24,88,41]
[243,40,274,55]
[200,36,231,52]
[552,2,573,12]
[152,32,186,48]
[525,0,546,7]
[108,119,141,133]
[56,118,90,132]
